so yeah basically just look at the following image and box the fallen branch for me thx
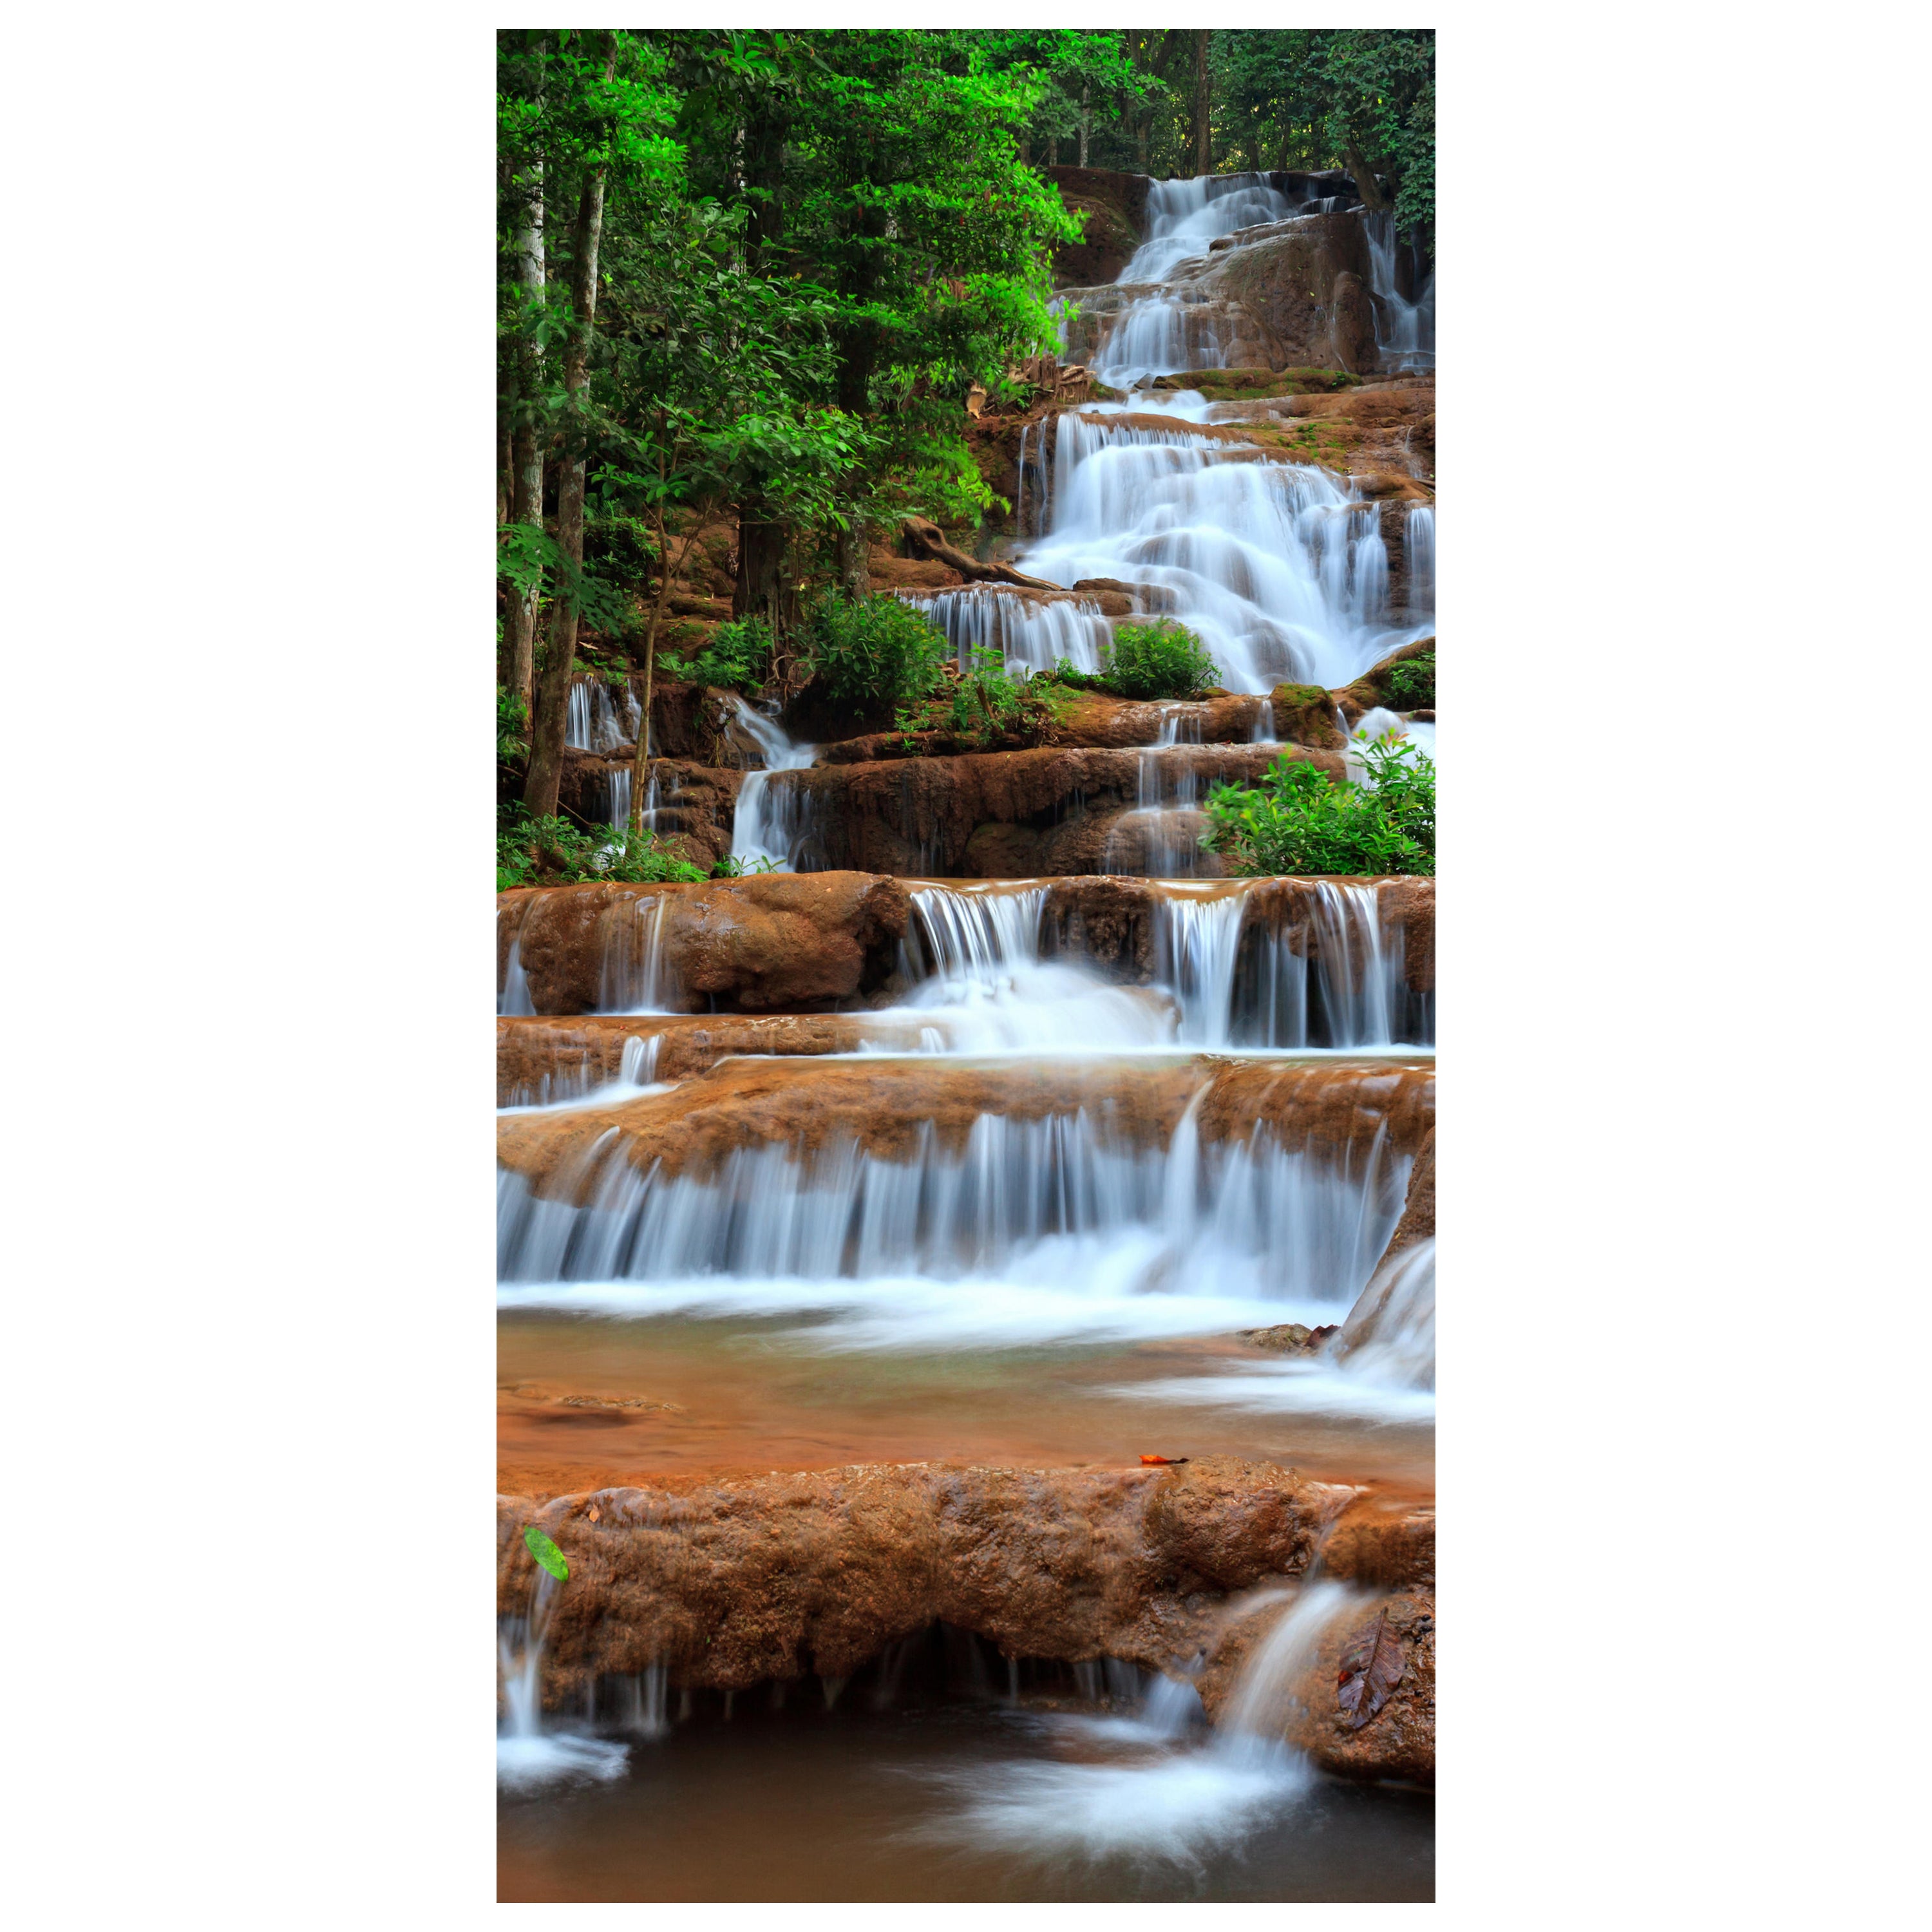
[900,515,1065,591]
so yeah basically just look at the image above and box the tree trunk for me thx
[1343,138,1388,213]
[1046,133,1057,167]
[1078,83,1090,168]
[505,158,545,713]
[524,156,609,820]
[734,506,788,627]
[1192,31,1211,175]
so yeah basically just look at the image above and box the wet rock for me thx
[495,1455,1432,1784]
[1328,269,1378,375]
[753,744,1316,877]
[495,1054,1435,1193]
[1335,638,1435,726]
[1184,212,1378,371]
[498,873,911,1017]
[1242,1322,1338,1354]
[496,1012,931,1105]
[1041,164,1149,287]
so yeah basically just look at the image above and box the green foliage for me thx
[497,804,708,891]
[708,853,779,878]
[1052,619,1221,701]
[523,1526,569,1582]
[660,615,775,695]
[1202,734,1434,877]
[497,523,634,636]
[497,685,529,762]
[583,513,661,588]
[1380,651,1434,709]
[800,590,951,710]
[893,647,1065,750]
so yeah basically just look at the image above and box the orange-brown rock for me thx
[1040,164,1149,287]
[750,744,1323,877]
[496,1012,927,1106]
[495,1054,1434,1193]
[495,1455,1433,1783]
[498,873,911,1017]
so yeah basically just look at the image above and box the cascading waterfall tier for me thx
[565,677,641,754]
[897,586,1112,677]
[1021,413,1416,692]
[497,1056,1428,1347]
[725,695,817,873]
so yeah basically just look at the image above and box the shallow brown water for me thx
[497,1696,1434,1903]
[497,1312,1434,1500]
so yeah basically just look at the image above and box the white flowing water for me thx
[908,1579,1358,1868]
[1028,172,1431,690]
[1406,506,1435,616]
[1365,210,1435,372]
[497,1084,1414,1352]
[565,677,641,753]
[726,695,817,872]
[898,586,1111,677]
[1019,415,1421,692]
[497,1570,630,1792]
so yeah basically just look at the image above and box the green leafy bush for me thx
[659,614,775,695]
[1380,650,1435,708]
[497,806,708,892]
[1051,618,1222,701]
[1202,734,1434,877]
[893,647,1065,751]
[497,685,529,762]
[801,590,951,710]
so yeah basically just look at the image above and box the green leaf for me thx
[524,1525,569,1580]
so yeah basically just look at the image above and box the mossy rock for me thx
[1334,638,1435,719]
[1270,680,1347,749]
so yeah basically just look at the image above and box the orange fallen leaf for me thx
[1139,1454,1190,1466]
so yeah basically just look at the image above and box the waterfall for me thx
[898,586,1111,676]
[497,1568,629,1790]
[1363,210,1435,372]
[498,1084,1416,1350]
[1116,173,1299,292]
[607,765,630,830]
[725,695,816,872]
[1337,1236,1435,1391]
[1406,505,1435,616]
[1021,415,1424,691]
[565,677,640,754]
[596,895,677,1014]
[498,938,535,1018]
[1215,1578,1359,1755]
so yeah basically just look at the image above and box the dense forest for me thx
[495,28,1435,886]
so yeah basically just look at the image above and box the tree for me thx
[773,30,1080,594]
[509,31,685,820]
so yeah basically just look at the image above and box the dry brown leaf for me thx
[1336,1608,1405,1730]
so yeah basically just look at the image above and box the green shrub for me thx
[801,590,951,710]
[583,513,661,588]
[893,647,1065,750]
[1381,650,1435,709]
[659,614,775,696]
[1050,618,1221,701]
[497,685,529,762]
[497,805,708,892]
[1202,734,1434,877]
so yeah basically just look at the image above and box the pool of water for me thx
[497,1692,1434,1902]
[497,1311,1435,1499]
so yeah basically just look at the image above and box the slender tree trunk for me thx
[630,503,705,837]
[1192,31,1212,175]
[1077,82,1090,168]
[1137,111,1150,171]
[524,156,609,819]
[1046,133,1057,167]
[1343,138,1388,213]
[506,158,545,712]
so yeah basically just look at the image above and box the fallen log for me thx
[900,515,1065,591]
